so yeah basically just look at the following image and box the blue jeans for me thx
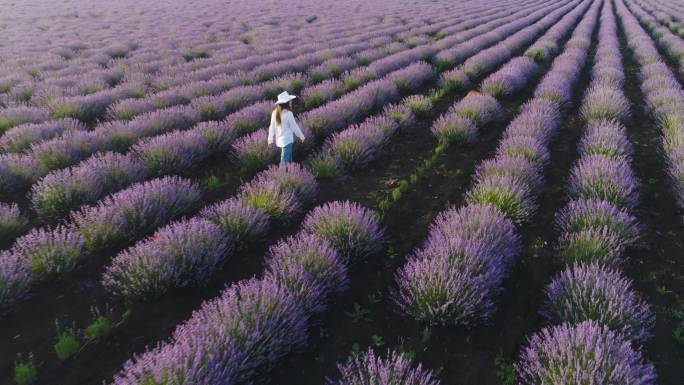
[280,143,293,165]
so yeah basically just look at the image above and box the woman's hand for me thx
[267,143,273,150]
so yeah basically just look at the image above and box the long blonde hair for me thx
[274,103,284,125]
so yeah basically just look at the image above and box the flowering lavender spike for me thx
[452,93,501,126]
[543,263,654,343]
[516,321,656,385]
[110,278,308,385]
[466,174,536,224]
[232,129,279,173]
[0,250,32,309]
[327,348,440,385]
[578,119,633,159]
[103,218,232,301]
[558,226,626,267]
[73,176,201,250]
[302,201,383,264]
[556,198,640,247]
[568,155,639,210]
[581,85,631,123]
[9,225,85,278]
[133,129,209,177]
[0,118,86,154]
[264,232,347,315]
[199,197,270,245]
[431,112,477,145]
[0,202,28,244]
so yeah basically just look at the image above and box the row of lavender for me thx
[0,0,554,207]
[309,0,588,178]
[618,0,684,216]
[98,0,592,301]
[393,0,600,327]
[0,0,574,309]
[309,2,607,383]
[0,0,569,254]
[516,2,656,383]
[0,0,462,110]
[0,0,523,129]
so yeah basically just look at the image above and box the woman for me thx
[267,91,306,166]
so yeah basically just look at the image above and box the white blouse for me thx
[267,109,306,147]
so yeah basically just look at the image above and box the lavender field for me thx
[1,0,684,384]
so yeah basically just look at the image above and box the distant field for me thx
[1,0,684,384]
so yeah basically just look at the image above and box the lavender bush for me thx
[103,218,232,301]
[199,197,270,245]
[0,202,28,244]
[516,321,656,385]
[264,232,347,315]
[302,201,383,264]
[543,263,654,343]
[327,348,440,385]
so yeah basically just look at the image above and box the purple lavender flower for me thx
[31,152,146,220]
[0,118,86,153]
[194,120,238,152]
[232,129,280,173]
[568,155,639,210]
[199,197,270,245]
[463,46,512,79]
[309,57,356,83]
[107,98,155,121]
[556,198,640,247]
[466,174,536,224]
[558,226,626,267]
[238,180,301,221]
[475,155,543,190]
[394,233,505,326]
[103,218,232,301]
[383,103,416,131]
[0,153,43,196]
[581,85,631,123]
[452,93,501,126]
[496,135,550,165]
[403,94,433,119]
[0,202,28,244]
[327,348,440,385]
[543,263,654,343]
[222,101,272,136]
[578,119,633,159]
[388,61,435,92]
[516,321,656,385]
[73,176,201,250]
[439,68,471,92]
[0,106,50,134]
[247,163,318,203]
[263,72,308,99]
[0,238,32,306]
[133,129,209,177]
[28,130,106,171]
[264,232,347,315]
[302,201,383,264]
[310,122,387,178]
[110,278,308,385]
[427,203,521,269]
[431,112,477,145]
[9,225,85,277]
[481,57,538,98]
[301,79,344,109]
[503,98,561,144]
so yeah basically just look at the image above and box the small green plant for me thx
[494,353,516,385]
[54,320,80,361]
[377,198,391,211]
[14,354,37,385]
[345,303,372,323]
[85,315,113,341]
[391,187,402,201]
[657,285,673,295]
[409,173,419,184]
[351,343,363,358]
[319,327,329,339]
[367,290,383,304]
[371,335,385,347]
[672,308,684,347]
[203,175,221,191]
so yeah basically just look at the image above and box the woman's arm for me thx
[288,111,305,141]
[267,110,276,145]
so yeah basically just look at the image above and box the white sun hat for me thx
[275,91,297,105]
